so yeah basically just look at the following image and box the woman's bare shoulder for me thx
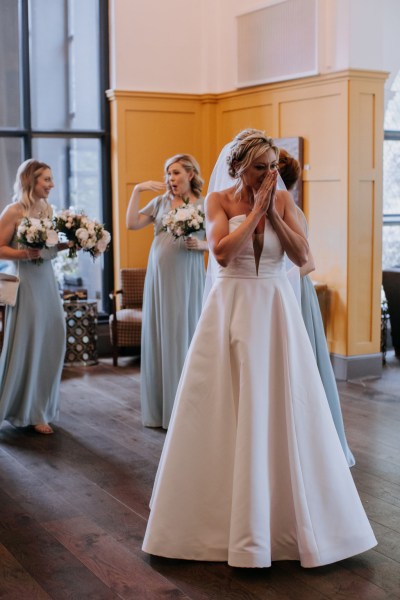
[206,186,235,206]
[0,202,23,221]
[276,188,296,209]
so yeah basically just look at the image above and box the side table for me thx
[64,300,98,366]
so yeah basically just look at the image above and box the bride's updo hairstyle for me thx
[13,158,52,217]
[164,153,204,199]
[227,129,279,197]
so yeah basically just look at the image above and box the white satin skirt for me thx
[143,273,377,568]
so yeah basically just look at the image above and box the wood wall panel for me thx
[350,180,374,344]
[306,180,348,354]
[107,69,387,361]
[278,92,347,182]
[348,78,384,356]
[107,91,205,273]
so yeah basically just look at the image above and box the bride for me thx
[142,129,377,568]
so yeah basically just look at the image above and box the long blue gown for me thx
[0,246,66,428]
[300,274,355,466]
[297,208,355,466]
[139,194,206,429]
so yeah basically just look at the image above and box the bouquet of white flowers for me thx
[54,208,111,260]
[16,217,59,264]
[162,198,205,240]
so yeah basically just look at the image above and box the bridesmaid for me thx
[278,148,355,466]
[126,154,207,428]
[0,159,69,434]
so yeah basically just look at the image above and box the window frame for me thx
[0,0,113,315]
[383,130,400,225]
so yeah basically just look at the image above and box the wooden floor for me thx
[1,353,400,600]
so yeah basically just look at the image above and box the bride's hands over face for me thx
[252,170,277,215]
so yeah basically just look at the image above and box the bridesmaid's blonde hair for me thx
[13,159,52,217]
[164,154,204,199]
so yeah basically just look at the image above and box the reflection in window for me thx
[384,72,400,132]
[30,0,100,131]
[383,141,400,216]
[383,71,400,268]
[32,138,104,303]
[0,0,21,129]
[0,138,23,208]
[382,225,400,269]
[0,0,110,311]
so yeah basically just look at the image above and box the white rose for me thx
[175,208,189,222]
[96,238,108,252]
[46,229,59,247]
[85,236,96,249]
[101,230,111,244]
[76,228,89,242]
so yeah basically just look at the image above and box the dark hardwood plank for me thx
[43,516,190,600]
[0,544,52,600]
[0,355,399,599]
[0,520,120,599]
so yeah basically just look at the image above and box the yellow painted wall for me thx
[107,69,387,358]
[106,90,216,275]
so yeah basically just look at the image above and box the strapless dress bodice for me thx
[216,215,285,279]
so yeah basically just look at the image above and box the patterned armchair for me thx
[109,268,146,366]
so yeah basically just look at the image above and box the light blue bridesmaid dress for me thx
[299,210,355,467]
[0,247,66,428]
[139,194,206,429]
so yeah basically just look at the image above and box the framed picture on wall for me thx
[275,137,304,209]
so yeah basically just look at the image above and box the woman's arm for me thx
[300,249,316,277]
[0,204,41,261]
[267,190,309,267]
[126,181,165,230]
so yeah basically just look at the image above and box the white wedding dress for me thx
[142,215,377,568]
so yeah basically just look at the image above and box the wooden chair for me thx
[109,268,146,366]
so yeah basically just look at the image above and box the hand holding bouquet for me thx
[17,217,59,264]
[54,208,111,260]
[162,197,205,240]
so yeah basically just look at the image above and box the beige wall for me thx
[107,68,386,360]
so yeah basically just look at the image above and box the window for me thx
[0,0,112,311]
[383,72,400,269]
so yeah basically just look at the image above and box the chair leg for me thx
[113,345,119,367]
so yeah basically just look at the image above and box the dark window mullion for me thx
[99,0,113,308]
[384,130,400,141]
[31,130,107,138]
[20,0,31,157]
